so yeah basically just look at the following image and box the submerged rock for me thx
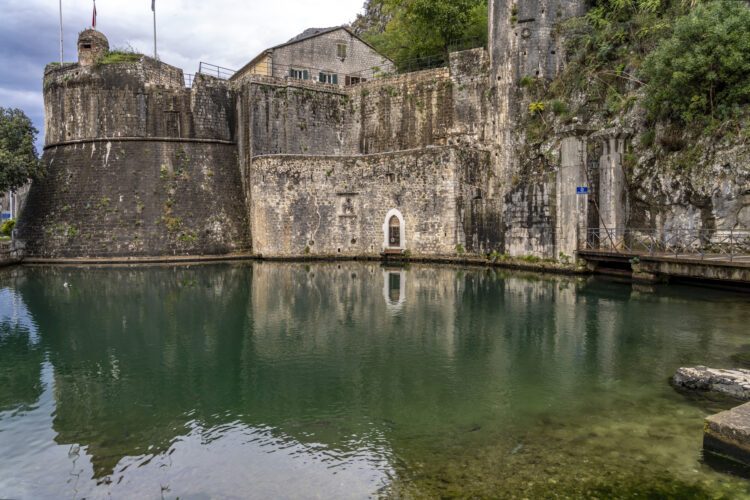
[673,366,750,400]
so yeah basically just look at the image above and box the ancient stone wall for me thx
[489,0,587,83]
[18,58,249,258]
[43,61,232,144]
[17,140,249,258]
[249,147,496,257]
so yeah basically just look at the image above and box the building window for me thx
[337,43,347,59]
[319,72,338,84]
[289,68,308,80]
[82,43,92,49]
[345,76,366,86]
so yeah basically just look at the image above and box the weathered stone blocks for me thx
[250,147,496,258]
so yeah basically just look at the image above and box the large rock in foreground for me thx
[673,366,750,400]
[675,366,750,467]
[705,403,750,466]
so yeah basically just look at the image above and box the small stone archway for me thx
[382,209,406,251]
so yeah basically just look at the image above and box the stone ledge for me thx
[705,403,750,466]
[21,253,254,266]
[673,366,750,400]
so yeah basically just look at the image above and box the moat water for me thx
[1,262,749,499]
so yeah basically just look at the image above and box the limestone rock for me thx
[673,366,750,400]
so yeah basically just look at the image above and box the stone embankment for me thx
[0,240,22,267]
[674,366,750,467]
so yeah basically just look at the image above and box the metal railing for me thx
[197,62,237,80]
[585,228,750,262]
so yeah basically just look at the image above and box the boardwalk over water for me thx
[580,228,750,285]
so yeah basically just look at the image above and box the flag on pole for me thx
[152,0,155,12]
[92,0,97,28]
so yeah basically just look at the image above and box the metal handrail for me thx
[584,228,750,262]
[197,62,237,80]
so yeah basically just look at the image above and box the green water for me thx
[1,262,749,499]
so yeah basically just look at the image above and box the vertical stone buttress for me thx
[557,136,589,258]
[598,136,628,244]
[488,0,588,256]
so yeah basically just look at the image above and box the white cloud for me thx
[35,0,366,70]
[0,89,43,110]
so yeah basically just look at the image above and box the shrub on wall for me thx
[1,220,15,236]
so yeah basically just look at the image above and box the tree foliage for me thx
[0,108,44,193]
[641,1,750,123]
[360,0,487,67]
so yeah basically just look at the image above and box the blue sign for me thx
[576,187,589,195]
[1,212,10,220]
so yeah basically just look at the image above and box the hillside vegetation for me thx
[355,0,488,67]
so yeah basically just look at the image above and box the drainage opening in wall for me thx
[351,239,357,244]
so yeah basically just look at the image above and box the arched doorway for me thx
[388,216,400,247]
[382,209,405,251]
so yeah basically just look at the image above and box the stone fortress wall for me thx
[16,49,250,258]
[237,48,498,257]
[18,0,745,261]
[250,147,498,258]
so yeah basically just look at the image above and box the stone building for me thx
[231,26,394,85]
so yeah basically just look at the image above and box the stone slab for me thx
[705,403,750,465]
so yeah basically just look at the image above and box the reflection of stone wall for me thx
[250,147,499,257]
[8,262,749,482]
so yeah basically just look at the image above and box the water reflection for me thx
[383,268,406,312]
[0,262,748,498]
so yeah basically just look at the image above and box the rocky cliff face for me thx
[350,0,391,36]
[508,67,750,242]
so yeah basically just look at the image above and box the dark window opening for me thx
[165,112,180,137]
[345,76,366,86]
[82,44,92,49]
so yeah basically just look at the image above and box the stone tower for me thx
[489,0,588,84]
[487,0,589,257]
[77,29,109,66]
[16,29,251,259]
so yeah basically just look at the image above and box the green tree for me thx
[641,1,750,123]
[0,108,44,193]
[362,0,488,69]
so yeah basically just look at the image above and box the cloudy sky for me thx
[0,0,367,149]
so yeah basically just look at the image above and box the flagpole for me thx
[59,0,63,64]
[153,1,158,60]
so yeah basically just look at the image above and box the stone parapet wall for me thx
[236,49,490,162]
[16,140,249,258]
[43,60,233,145]
[249,147,496,258]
